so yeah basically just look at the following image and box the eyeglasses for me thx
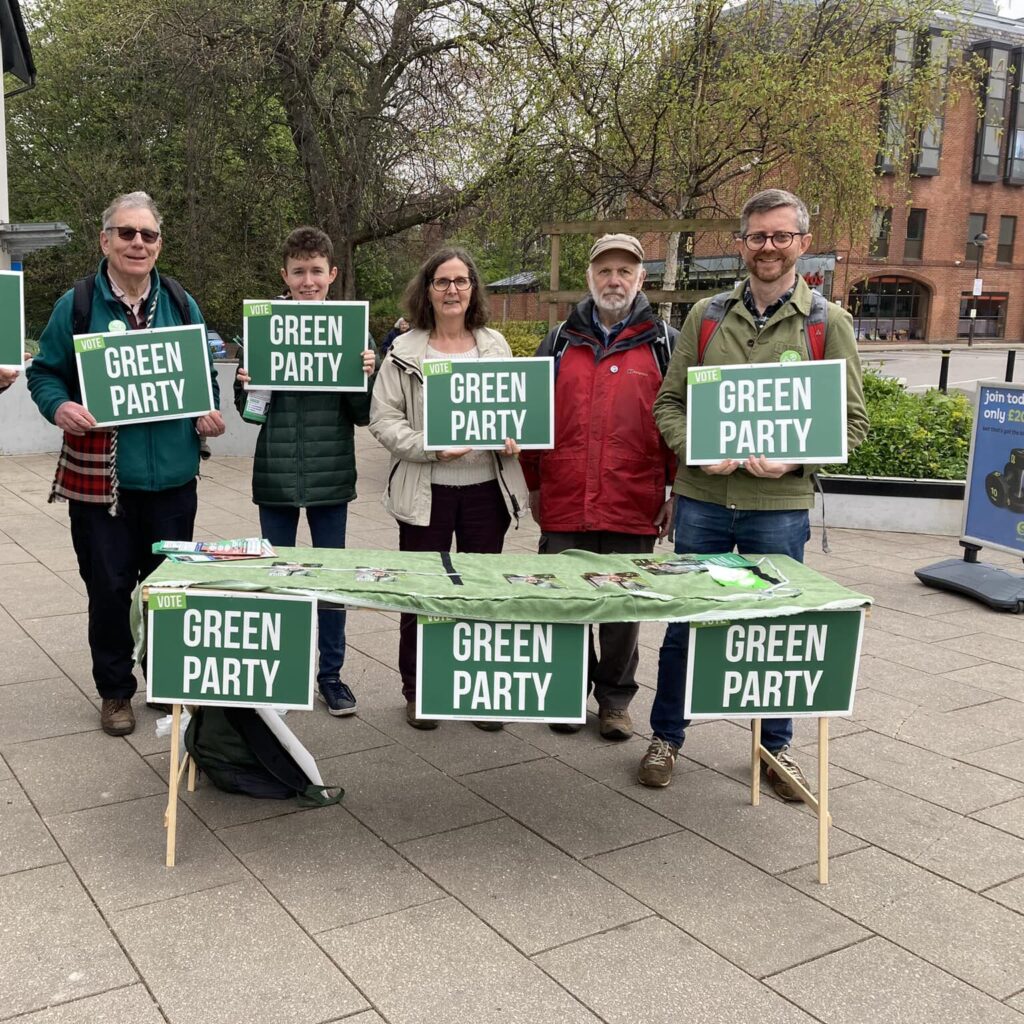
[107,226,161,244]
[430,276,472,292]
[737,231,806,250]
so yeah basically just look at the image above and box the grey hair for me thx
[739,189,809,236]
[102,191,163,231]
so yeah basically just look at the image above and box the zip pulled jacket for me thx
[520,294,677,536]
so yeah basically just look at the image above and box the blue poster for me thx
[963,381,1024,555]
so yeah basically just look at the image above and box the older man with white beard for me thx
[520,234,677,741]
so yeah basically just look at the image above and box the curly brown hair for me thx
[403,247,489,331]
[281,226,334,266]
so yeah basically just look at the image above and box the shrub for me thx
[828,369,972,480]
[498,320,548,357]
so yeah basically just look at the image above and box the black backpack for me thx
[71,273,192,334]
[184,706,343,806]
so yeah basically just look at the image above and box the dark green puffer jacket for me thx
[235,358,378,507]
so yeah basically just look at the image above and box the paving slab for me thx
[0,562,87,617]
[854,653,997,711]
[319,743,503,843]
[0,777,64,876]
[111,881,367,1024]
[399,817,649,954]
[6,985,166,1023]
[318,898,602,1024]
[972,796,1024,839]
[986,875,1024,914]
[782,846,1024,998]
[886,698,1024,755]
[45,794,247,913]
[961,738,1024,783]
[0,676,99,744]
[218,803,442,933]
[535,916,817,1024]
[587,829,868,976]
[0,635,60,685]
[833,780,1024,889]
[0,863,137,1019]
[5,729,166,815]
[462,757,679,858]
[278,705,396,761]
[624,767,865,874]
[767,936,1024,1024]
[827,731,1024,813]
[940,660,1024,701]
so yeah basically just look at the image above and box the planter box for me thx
[810,475,965,536]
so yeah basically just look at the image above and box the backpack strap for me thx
[549,320,569,372]
[697,292,737,365]
[71,275,97,336]
[160,275,193,326]
[805,290,828,361]
[652,320,674,377]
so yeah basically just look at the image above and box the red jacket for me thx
[521,296,676,535]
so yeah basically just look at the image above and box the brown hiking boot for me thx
[100,698,135,736]
[406,701,438,730]
[764,746,810,802]
[637,738,679,787]
[598,706,633,741]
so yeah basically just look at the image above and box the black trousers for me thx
[69,480,198,699]
[540,530,655,711]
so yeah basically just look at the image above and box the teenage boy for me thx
[236,226,377,716]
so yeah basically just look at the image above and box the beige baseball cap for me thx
[589,233,644,263]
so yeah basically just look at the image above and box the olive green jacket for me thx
[654,276,869,510]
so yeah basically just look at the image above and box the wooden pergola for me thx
[540,216,741,326]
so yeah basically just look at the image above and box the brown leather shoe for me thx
[406,701,438,730]
[100,698,135,736]
[598,706,633,741]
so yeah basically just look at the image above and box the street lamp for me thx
[968,231,988,348]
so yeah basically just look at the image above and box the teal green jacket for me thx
[26,261,220,492]
[654,276,869,511]
[234,350,378,507]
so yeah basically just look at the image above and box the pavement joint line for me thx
[759,932,878,985]
[306,895,451,939]
[0,982,158,1024]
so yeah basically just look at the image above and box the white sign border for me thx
[146,587,318,710]
[685,358,848,466]
[422,356,555,450]
[74,324,216,428]
[242,298,371,393]
[682,607,864,719]
[414,616,588,722]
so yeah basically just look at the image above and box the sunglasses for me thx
[107,226,161,244]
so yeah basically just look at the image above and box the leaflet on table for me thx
[152,538,277,560]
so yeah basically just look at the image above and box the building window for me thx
[974,44,1011,184]
[870,207,892,258]
[966,213,987,263]
[913,32,948,176]
[904,209,926,260]
[958,292,1008,339]
[1006,47,1024,185]
[878,30,916,174]
[998,216,1016,263]
[849,276,928,341]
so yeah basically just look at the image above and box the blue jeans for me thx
[259,503,348,685]
[650,498,811,752]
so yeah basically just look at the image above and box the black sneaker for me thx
[318,680,357,717]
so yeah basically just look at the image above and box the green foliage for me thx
[829,370,972,480]
[499,321,549,357]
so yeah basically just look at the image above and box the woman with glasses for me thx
[369,247,529,730]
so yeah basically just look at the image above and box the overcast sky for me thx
[1000,0,1024,17]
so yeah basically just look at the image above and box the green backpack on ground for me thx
[184,706,343,806]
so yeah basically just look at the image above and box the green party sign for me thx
[422,357,554,449]
[685,608,864,718]
[147,589,317,708]
[416,617,587,722]
[243,299,369,391]
[686,359,848,464]
[74,325,215,426]
[0,271,25,369]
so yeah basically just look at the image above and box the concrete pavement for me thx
[0,435,1022,1024]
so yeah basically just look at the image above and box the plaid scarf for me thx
[47,277,161,515]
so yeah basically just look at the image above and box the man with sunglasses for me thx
[637,188,868,796]
[27,191,224,737]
